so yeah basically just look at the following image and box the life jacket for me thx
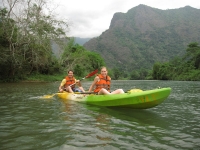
[64,76,76,89]
[94,74,111,93]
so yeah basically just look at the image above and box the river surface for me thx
[0,80,199,150]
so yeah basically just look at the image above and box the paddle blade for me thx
[40,94,56,99]
[85,69,98,78]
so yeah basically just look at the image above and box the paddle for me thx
[74,91,96,94]
[41,69,98,99]
[69,69,98,87]
[41,93,57,99]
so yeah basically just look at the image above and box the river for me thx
[0,80,199,150]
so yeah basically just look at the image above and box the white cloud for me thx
[52,0,200,38]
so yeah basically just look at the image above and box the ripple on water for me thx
[1,81,200,150]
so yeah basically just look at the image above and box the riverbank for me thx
[21,73,95,82]
[22,74,65,82]
[0,73,95,83]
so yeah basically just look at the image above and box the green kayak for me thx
[57,87,171,109]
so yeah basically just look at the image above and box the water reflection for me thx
[86,105,170,129]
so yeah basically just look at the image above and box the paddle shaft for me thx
[69,69,98,87]
[69,77,85,87]
[74,91,96,94]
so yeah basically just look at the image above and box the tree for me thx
[74,64,84,77]
[61,38,105,75]
[0,0,69,81]
[185,42,200,69]
[112,68,121,80]
[152,62,161,80]
[86,51,105,71]
[130,70,140,80]
[151,42,200,81]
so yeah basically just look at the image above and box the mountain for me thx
[83,5,200,72]
[74,37,91,45]
[51,37,91,58]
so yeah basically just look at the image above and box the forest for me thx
[0,0,104,82]
[0,0,199,82]
[83,5,200,80]
[152,42,200,81]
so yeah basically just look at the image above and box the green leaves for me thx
[152,42,200,81]
[185,42,200,69]
[0,1,68,81]
[60,38,105,77]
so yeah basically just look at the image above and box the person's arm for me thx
[59,79,66,92]
[88,76,99,92]
[74,79,82,87]
[74,79,85,92]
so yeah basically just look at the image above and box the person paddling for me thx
[59,70,85,93]
[88,66,124,95]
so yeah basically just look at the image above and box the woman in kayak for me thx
[88,66,124,95]
[59,70,85,93]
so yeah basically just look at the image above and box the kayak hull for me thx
[57,88,171,109]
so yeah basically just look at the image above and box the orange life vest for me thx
[64,76,76,89]
[94,74,111,93]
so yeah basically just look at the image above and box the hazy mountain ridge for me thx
[51,37,91,58]
[74,37,91,45]
[83,4,200,71]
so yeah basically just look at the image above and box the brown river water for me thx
[0,80,199,150]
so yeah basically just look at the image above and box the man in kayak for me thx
[59,70,85,93]
[88,66,124,95]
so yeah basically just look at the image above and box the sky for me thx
[53,0,200,38]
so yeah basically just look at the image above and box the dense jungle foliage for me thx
[84,5,200,79]
[152,42,200,81]
[0,1,199,82]
[0,0,104,82]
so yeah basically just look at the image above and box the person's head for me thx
[100,66,108,77]
[68,70,74,78]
